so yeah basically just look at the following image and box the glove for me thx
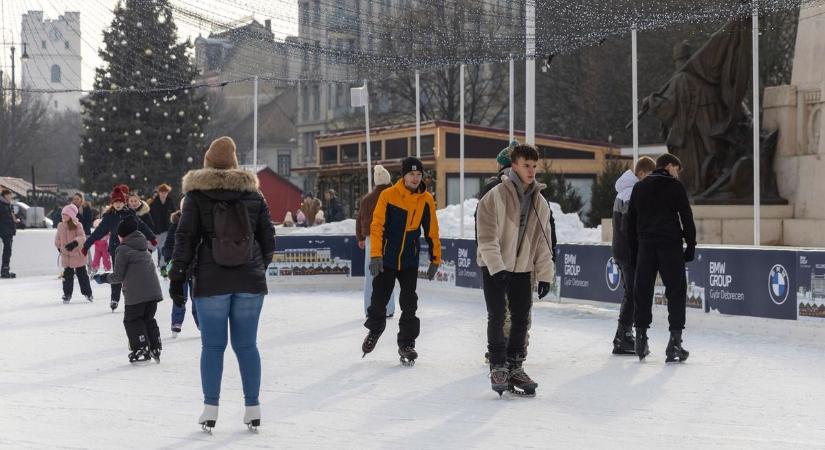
[150,239,158,249]
[551,247,557,263]
[81,247,88,256]
[169,281,186,308]
[93,273,108,284]
[167,261,186,282]
[64,241,79,251]
[369,257,384,277]
[492,270,512,290]
[684,245,696,263]
[426,263,439,281]
[537,281,551,299]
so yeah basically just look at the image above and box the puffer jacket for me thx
[0,196,16,238]
[55,219,87,268]
[83,206,156,257]
[370,179,441,271]
[171,168,276,297]
[476,173,554,283]
[106,231,163,306]
[611,170,639,265]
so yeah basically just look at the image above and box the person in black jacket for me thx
[162,198,199,335]
[82,184,157,311]
[168,136,276,432]
[0,189,19,278]
[626,153,696,363]
[610,156,655,355]
[323,189,345,222]
[149,183,176,268]
[72,192,94,236]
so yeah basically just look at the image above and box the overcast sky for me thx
[1,0,298,90]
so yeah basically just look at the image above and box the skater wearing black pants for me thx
[476,144,554,396]
[362,157,441,366]
[0,189,19,279]
[610,156,655,354]
[626,153,696,362]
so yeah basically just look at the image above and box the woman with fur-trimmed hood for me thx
[168,136,276,432]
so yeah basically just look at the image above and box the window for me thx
[341,143,359,162]
[445,133,508,159]
[321,146,338,164]
[385,138,408,159]
[446,174,486,206]
[360,141,382,161]
[50,65,62,83]
[411,135,435,156]
[277,153,291,177]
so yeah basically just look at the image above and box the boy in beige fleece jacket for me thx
[476,144,554,397]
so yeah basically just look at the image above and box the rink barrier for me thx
[271,235,825,322]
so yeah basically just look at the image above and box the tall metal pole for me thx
[11,46,17,119]
[525,0,536,145]
[632,26,640,166]
[752,1,761,246]
[509,55,514,142]
[253,76,259,173]
[460,64,465,238]
[364,80,373,191]
[415,70,421,158]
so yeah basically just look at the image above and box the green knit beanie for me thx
[496,140,518,167]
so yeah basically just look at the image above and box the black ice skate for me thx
[507,356,537,397]
[171,324,182,338]
[635,327,650,361]
[199,404,218,434]
[361,331,382,357]
[244,405,261,433]
[128,347,151,363]
[85,295,93,303]
[665,330,689,363]
[150,348,161,364]
[110,300,119,312]
[490,364,509,397]
[612,324,636,355]
[62,295,71,304]
[0,268,15,279]
[398,346,418,366]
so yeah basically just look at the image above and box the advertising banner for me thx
[795,251,825,320]
[269,235,356,278]
[556,244,624,304]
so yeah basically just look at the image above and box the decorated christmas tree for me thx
[80,0,209,197]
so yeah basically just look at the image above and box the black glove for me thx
[537,281,551,299]
[169,281,186,308]
[93,273,108,284]
[551,247,557,263]
[64,241,79,251]
[167,261,187,283]
[369,257,384,277]
[492,270,512,290]
[684,245,696,263]
[427,263,439,281]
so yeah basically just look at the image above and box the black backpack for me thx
[211,200,253,267]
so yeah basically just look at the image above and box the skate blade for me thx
[508,387,536,398]
[201,422,214,434]
[172,332,179,339]
[400,357,416,367]
[665,353,689,363]
[612,348,636,355]
[246,419,260,433]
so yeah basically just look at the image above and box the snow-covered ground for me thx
[2,275,825,449]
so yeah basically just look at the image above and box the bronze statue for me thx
[634,18,785,204]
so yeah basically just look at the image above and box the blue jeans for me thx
[171,282,199,329]
[194,293,264,407]
[364,239,395,316]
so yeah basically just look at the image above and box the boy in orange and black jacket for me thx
[361,157,441,365]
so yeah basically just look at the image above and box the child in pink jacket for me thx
[91,218,112,274]
[55,204,93,303]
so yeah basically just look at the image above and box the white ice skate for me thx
[244,405,261,432]
[199,404,218,434]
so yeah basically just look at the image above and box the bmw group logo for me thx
[768,264,790,305]
[605,257,621,292]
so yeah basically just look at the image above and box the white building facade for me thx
[20,10,82,112]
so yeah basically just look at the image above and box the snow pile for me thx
[279,198,603,243]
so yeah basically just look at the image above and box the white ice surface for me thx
[1,276,825,449]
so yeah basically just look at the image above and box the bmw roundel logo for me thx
[606,257,621,292]
[768,264,790,305]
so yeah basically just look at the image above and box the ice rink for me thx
[1,275,824,449]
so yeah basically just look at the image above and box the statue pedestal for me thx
[601,204,794,246]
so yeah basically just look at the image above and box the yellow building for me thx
[294,120,623,215]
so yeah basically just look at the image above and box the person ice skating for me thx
[0,189,20,279]
[362,156,441,367]
[90,220,112,275]
[476,144,554,397]
[94,216,163,363]
[162,197,199,335]
[82,185,157,311]
[72,193,93,236]
[626,153,696,362]
[128,193,155,233]
[610,156,656,355]
[168,136,276,432]
[356,165,396,318]
[55,204,93,303]
[299,192,321,227]
[324,189,345,222]
[149,184,176,269]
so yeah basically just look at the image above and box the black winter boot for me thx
[1,267,15,279]
[635,327,650,361]
[665,330,689,363]
[612,323,636,355]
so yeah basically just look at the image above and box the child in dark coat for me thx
[162,198,199,336]
[94,216,164,363]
